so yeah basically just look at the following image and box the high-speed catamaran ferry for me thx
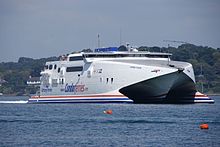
[28,46,214,103]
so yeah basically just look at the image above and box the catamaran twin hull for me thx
[119,70,214,103]
[28,75,213,104]
[28,49,214,104]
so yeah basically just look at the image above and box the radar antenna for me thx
[97,34,100,48]
[163,40,189,47]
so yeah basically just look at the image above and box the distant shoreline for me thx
[0,94,30,97]
[207,94,220,96]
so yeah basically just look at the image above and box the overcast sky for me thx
[0,0,220,62]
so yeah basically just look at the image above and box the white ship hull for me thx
[28,49,214,104]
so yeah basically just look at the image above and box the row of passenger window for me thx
[45,64,57,70]
[66,66,83,72]
[45,64,83,73]
[83,54,169,58]
[69,56,83,61]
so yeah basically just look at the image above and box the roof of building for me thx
[27,77,40,82]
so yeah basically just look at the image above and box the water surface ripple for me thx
[0,96,220,146]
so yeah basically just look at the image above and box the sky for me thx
[0,0,220,62]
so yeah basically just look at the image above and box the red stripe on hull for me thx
[31,94,126,99]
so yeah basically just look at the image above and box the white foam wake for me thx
[0,100,28,104]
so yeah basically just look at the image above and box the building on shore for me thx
[26,77,40,85]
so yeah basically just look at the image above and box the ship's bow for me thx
[119,62,214,103]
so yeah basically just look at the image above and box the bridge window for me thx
[66,66,83,72]
[69,56,83,61]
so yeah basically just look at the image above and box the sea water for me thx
[0,96,220,146]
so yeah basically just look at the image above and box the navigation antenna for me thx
[163,40,189,47]
[120,28,122,45]
[98,34,100,48]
